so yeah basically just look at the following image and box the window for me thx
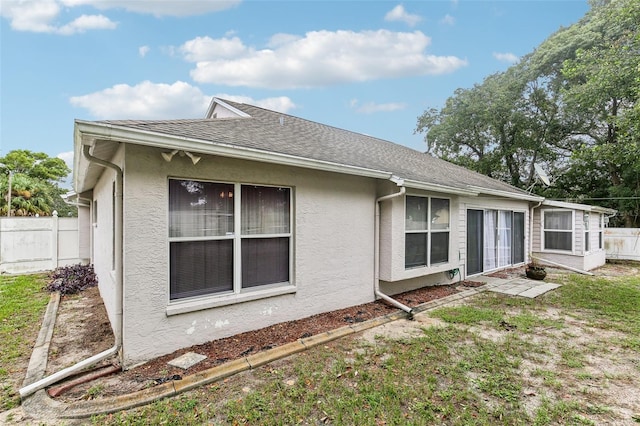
[543,210,573,251]
[598,214,603,249]
[583,212,590,253]
[168,179,291,301]
[405,196,450,268]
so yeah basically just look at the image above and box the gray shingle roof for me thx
[98,99,532,197]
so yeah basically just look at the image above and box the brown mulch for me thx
[49,280,487,401]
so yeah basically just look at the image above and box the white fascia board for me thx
[205,98,251,119]
[543,199,616,214]
[75,121,394,181]
[403,178,479,197]
[467,185,544,202]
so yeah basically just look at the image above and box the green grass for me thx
[0,274,50,411]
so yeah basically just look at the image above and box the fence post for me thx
[51,211,59,270]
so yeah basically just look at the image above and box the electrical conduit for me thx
[19,144,124,399]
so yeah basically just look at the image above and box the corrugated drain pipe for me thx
[19,145,123,399]
[374,178,414,318]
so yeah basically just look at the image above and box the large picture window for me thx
[543,210,573,251]
[169,179,291,301]
[405,196,450,268]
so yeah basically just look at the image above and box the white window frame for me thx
[598,213,604,250]
[166,179,295,315]
[404,195,450,269]
[583,212,590,254]
[542,209,574,253]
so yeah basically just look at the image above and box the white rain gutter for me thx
[374,177,413,317]
[529,200,542,262]
[62,191,91,208]
[19,145,124,399]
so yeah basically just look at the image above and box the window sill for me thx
[166,283,296,316]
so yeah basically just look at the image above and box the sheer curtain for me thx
[483,210,497,271]
[497,211,512,268]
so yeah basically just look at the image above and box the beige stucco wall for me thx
[119,144,377,366]
[91,146,123,337]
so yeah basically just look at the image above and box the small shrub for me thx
[46,263,98,295]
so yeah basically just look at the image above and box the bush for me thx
[46,263,98,295]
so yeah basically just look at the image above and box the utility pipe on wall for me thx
[374,179,413,317]
[19,145,124,399]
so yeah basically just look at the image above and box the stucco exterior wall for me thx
[90,146,123,335]
[78,205,91,264]
[120,145,377,366]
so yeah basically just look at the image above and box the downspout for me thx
[19,145,123,399]
[375,177,414,317]
[529,200,542,263]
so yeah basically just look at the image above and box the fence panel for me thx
[0,216,82,274]
[605,228,640,261]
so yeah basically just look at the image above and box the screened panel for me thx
[431,198,450,230]
[170,240,233,299]
[467,210,484,275]
[497,211,512,268]
[169,180,234,238]
[544,231,572,251]
[430,232,449,265]
[406,197,428,231]
[405,233,427,268]
[513,212,525,264]
[242,237,289,288]
[544,211,572,230]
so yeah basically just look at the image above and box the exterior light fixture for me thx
[161,150,201,165]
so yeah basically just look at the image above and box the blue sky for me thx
[1,0,589,181]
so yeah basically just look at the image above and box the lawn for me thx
[92,267,640,425]
[0,274,50,411]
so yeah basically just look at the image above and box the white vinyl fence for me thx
[0,215,85,274]
[605,228,640,261]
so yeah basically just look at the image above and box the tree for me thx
[0,150,75,217]
[416,0,640,226]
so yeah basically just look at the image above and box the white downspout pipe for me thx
[529,201,542,263]
[375,178,413,317]
[20,145,124,399]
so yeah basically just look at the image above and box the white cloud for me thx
[139,45,150,57]
[493,52,519,63]
[351,100,407,114]
[58,14,117,35]
[180,36,247,61]
[60,0,241,17]
[440,14,455,26]
[384,5,422,27]
[0,0,117,34]
[0,0,238,34]
[69,81,295,119]
[186,30,467,89]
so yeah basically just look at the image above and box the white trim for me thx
[541,209,574,253]
[404,195,451,269]
[206,98,252,119]
[466,185,544,202]
[542,199,616,214]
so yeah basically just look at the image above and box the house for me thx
[71,98,603,368]
[531,200,615,272]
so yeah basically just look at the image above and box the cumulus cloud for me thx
[139,45,150,57]
[69,81,295,119]
[384,5,422,27]
[493,52,519,63]
[351,100,407,114]
[0,0,239,34]
[0,0,116,34]
[184,30,467,89]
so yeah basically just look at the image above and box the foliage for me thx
[46,263,98,295]
[0,274,50,411]
[416,0,640,226]
[0,150,76,217]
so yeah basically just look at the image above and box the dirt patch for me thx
[46,281,478,402]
